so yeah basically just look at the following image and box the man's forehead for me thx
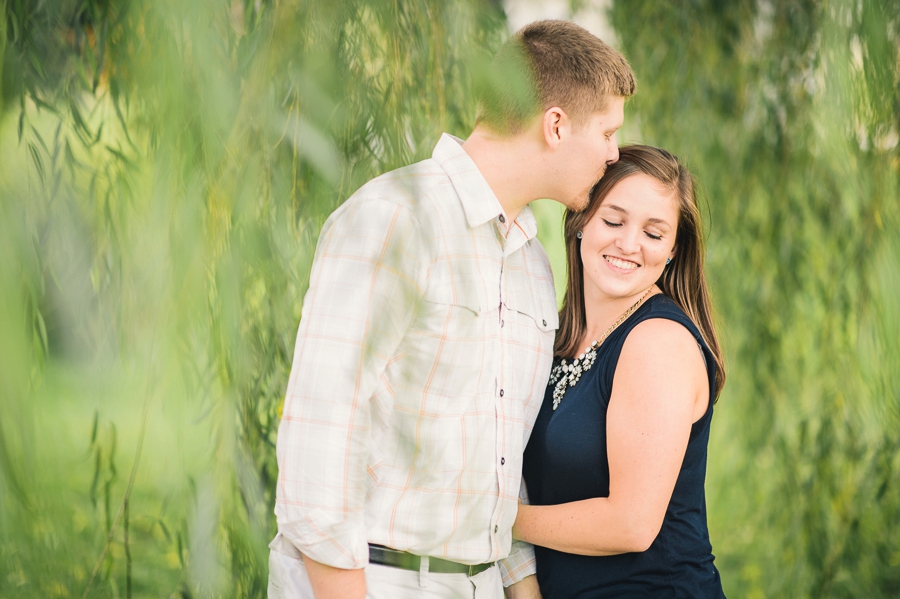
[593,97,625,126]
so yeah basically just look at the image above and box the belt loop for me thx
[418,555,430,588]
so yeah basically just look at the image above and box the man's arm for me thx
[303,554,366,599]
[273,196,427,583]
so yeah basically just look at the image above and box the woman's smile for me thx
[604,255,640,272]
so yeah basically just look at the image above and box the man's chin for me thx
[567,193,592,213]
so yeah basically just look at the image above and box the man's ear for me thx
[542,106,570,149]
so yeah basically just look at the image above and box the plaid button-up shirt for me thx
[271,134,558,586]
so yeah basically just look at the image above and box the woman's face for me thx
[580,173,679,304]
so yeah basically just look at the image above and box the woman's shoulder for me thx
[595,294,706,400]
[625,314,700,358]
[614,297,710,414]
[633,294,702,338]
[621,295,705,365]
[643,292,689,317]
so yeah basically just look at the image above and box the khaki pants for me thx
[268,549,504,599]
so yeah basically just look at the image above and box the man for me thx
[269,19,636,599]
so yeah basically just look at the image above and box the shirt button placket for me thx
[494,253,506,553]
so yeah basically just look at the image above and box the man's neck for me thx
[460,124,549,224]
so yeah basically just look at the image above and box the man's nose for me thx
[606,144,620,165]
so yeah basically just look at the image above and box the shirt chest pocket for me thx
[394,265,495,406]
[500,282,558,432]
[504,285,559,338]
[421,263,494,317]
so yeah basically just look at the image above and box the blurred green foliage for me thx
[1,0,505,596]
[0,0,898,598]
[611,1,900,597]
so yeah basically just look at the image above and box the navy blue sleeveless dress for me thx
[522,294,725,599]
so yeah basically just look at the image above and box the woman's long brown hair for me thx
[555,145,726,398]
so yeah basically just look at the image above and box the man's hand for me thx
[302,554,366,599]
[504,574,543,599]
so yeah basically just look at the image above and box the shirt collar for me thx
[432,133,538,242]
[511,204,537,240]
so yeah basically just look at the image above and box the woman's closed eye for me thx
[603,218,665,240]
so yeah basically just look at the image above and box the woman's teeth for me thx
[605,256,639,270]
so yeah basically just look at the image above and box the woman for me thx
[517,145,726,598]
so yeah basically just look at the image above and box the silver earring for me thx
[576,231,583,239]
[666,257,672,265]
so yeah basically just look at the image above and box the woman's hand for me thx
[504,574,543,599]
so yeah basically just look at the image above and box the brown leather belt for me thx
[368,544,495,576]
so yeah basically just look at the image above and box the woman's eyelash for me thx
[602,219,663,240]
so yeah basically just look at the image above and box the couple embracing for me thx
[268,19,726,599]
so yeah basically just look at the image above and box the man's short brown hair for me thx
[475,20,636,135]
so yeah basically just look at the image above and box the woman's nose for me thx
[614,227,640,253]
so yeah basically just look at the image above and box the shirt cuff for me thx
[498,539,537,587]
[274,508,369,570]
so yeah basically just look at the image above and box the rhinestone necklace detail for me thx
[549,287,655,411]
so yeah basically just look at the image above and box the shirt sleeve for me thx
[273,195,428,569]
[498,479,538,586]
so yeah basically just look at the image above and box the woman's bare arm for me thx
[513,318,709,555]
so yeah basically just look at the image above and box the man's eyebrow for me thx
[602,204,672,226]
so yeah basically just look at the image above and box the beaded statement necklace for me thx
[549,287,655,411]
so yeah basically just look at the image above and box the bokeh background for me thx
[1,1,898,597]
